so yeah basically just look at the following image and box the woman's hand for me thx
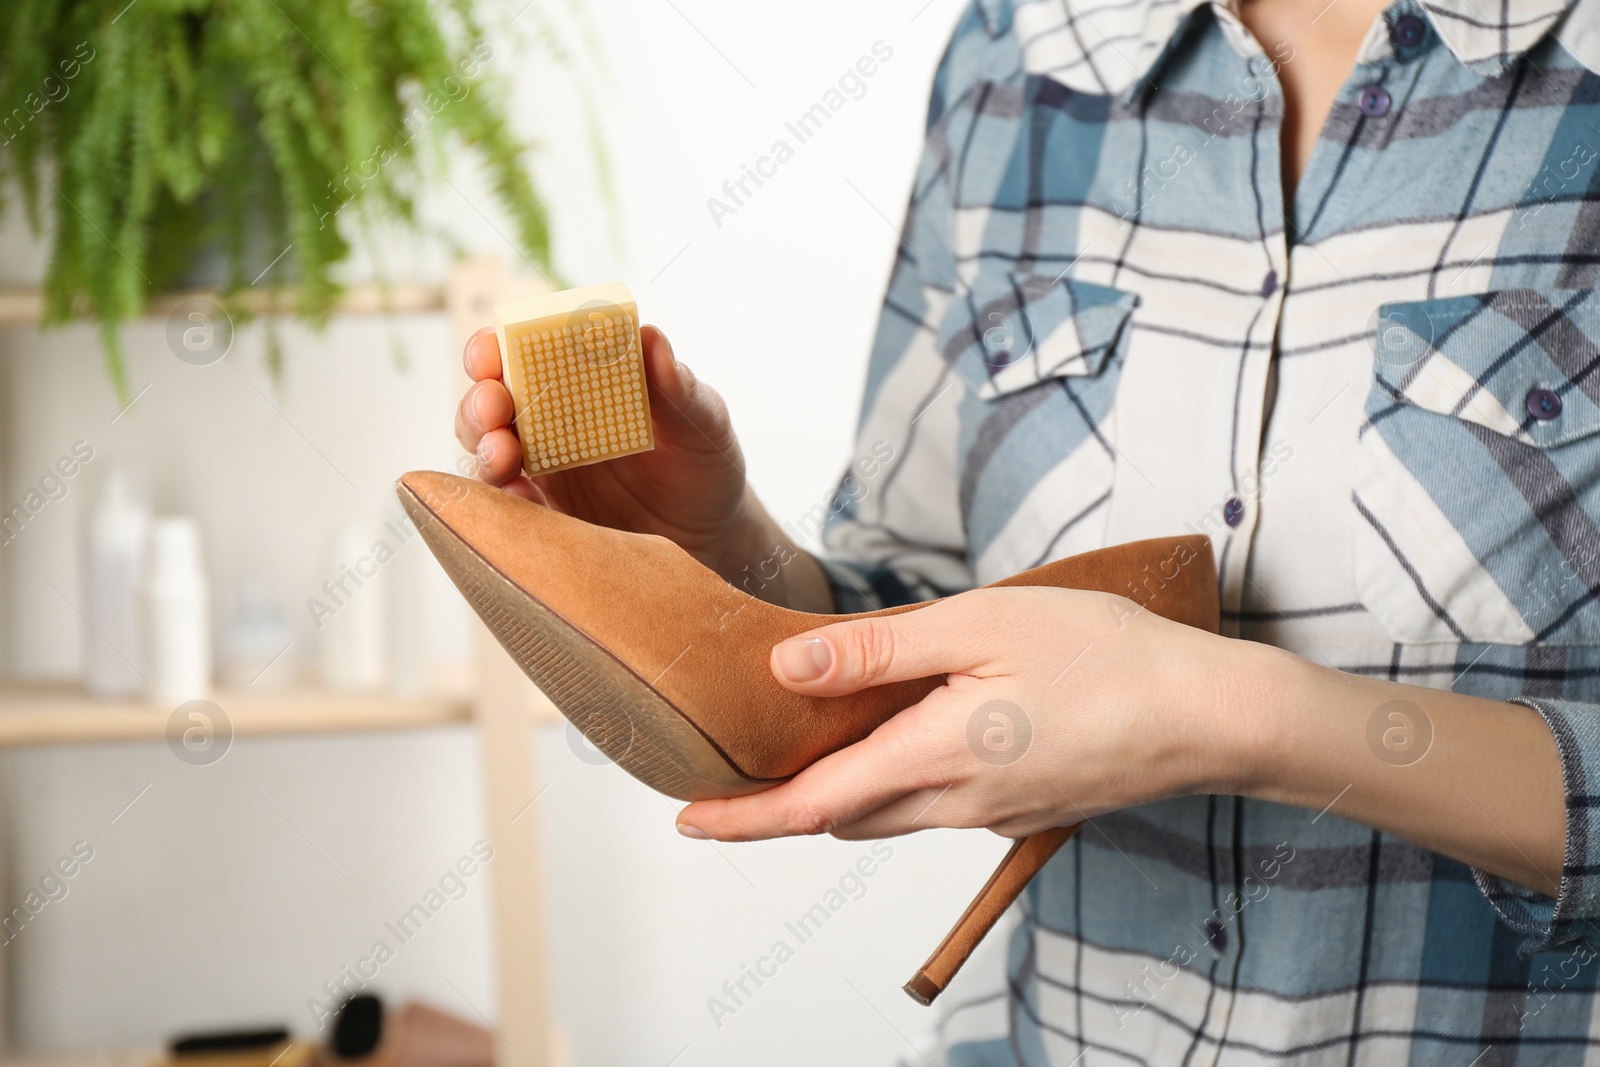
[456,325,748,560]
[454,325,833,609]
[674,582,1567,901]
[676,586,1255,842]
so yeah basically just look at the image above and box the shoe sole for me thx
[400,482,776,801]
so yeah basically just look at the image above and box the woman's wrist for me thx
[1178,629,1314,802]
[707,485,835,613]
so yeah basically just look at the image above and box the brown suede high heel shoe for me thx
[397,471,1219,1004]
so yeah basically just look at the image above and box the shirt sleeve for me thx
[812,3,1009,613]
[1473,697,1600,952]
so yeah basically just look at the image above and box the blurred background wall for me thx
[0,1,1016,1065]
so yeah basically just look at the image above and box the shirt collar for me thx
[1418,0,1574,75]
[981,0,1576,101]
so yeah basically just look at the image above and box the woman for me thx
[456,0,1600,1060]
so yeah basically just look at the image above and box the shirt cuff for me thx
[1472,696,1600,953]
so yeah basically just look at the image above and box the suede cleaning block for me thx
[493,282,655,475]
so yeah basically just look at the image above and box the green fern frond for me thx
[0,0,569,397]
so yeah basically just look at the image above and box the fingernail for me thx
[471,385,491,428]
[677,822,711,840]
[775,637,832,683]
[676,359,695,389]
[476,438,494,468]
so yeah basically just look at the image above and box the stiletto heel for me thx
[398,471,1219,997]
[904,825,1082,1004]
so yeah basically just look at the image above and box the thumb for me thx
[769,596,986,697]
[640,325,738,456]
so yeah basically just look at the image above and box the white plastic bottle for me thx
[85,468,147,697]
[320,525,385,691]
[220,579,293,690]
[385,534,428,698]
[141,518,211,705]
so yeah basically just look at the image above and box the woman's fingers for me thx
[456,328,527,488]
[640,325,740,458]
[825,787,967,840]
[677,708,948,841]
[769,595,993,698]
[640,325,692,405]
[499,474,549,504]
[463,326,503,381]
[474,427,527,486]
[827,787,1075,841]
[454,378,515,454]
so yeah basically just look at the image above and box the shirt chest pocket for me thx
[942,271,1139,398]
[1354,289,1600,646]
[939,270,1138,570]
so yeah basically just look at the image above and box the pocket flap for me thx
[941,272,1139,400]
[1374,289,1600,448]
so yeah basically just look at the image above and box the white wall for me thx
[0,1,1005,1064]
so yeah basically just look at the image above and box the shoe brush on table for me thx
[494,282,655,475]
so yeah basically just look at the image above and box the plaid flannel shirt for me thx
[816,0,1600,1061]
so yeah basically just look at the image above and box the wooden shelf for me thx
[0,682,473,748]
[0,283,448,328]
[0,262,560,1064]
[1,1050,161,1067]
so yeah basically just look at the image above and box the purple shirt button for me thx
[1359,85,1391,118]
[1393,14,1426,48]
[1261,269,1278,297]
[1527,388,1563,421]
[1223,497,1245,527]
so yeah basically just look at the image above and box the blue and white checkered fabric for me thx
[815,0,1600,1060]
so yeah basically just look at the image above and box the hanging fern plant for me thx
[0,0,555,396]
